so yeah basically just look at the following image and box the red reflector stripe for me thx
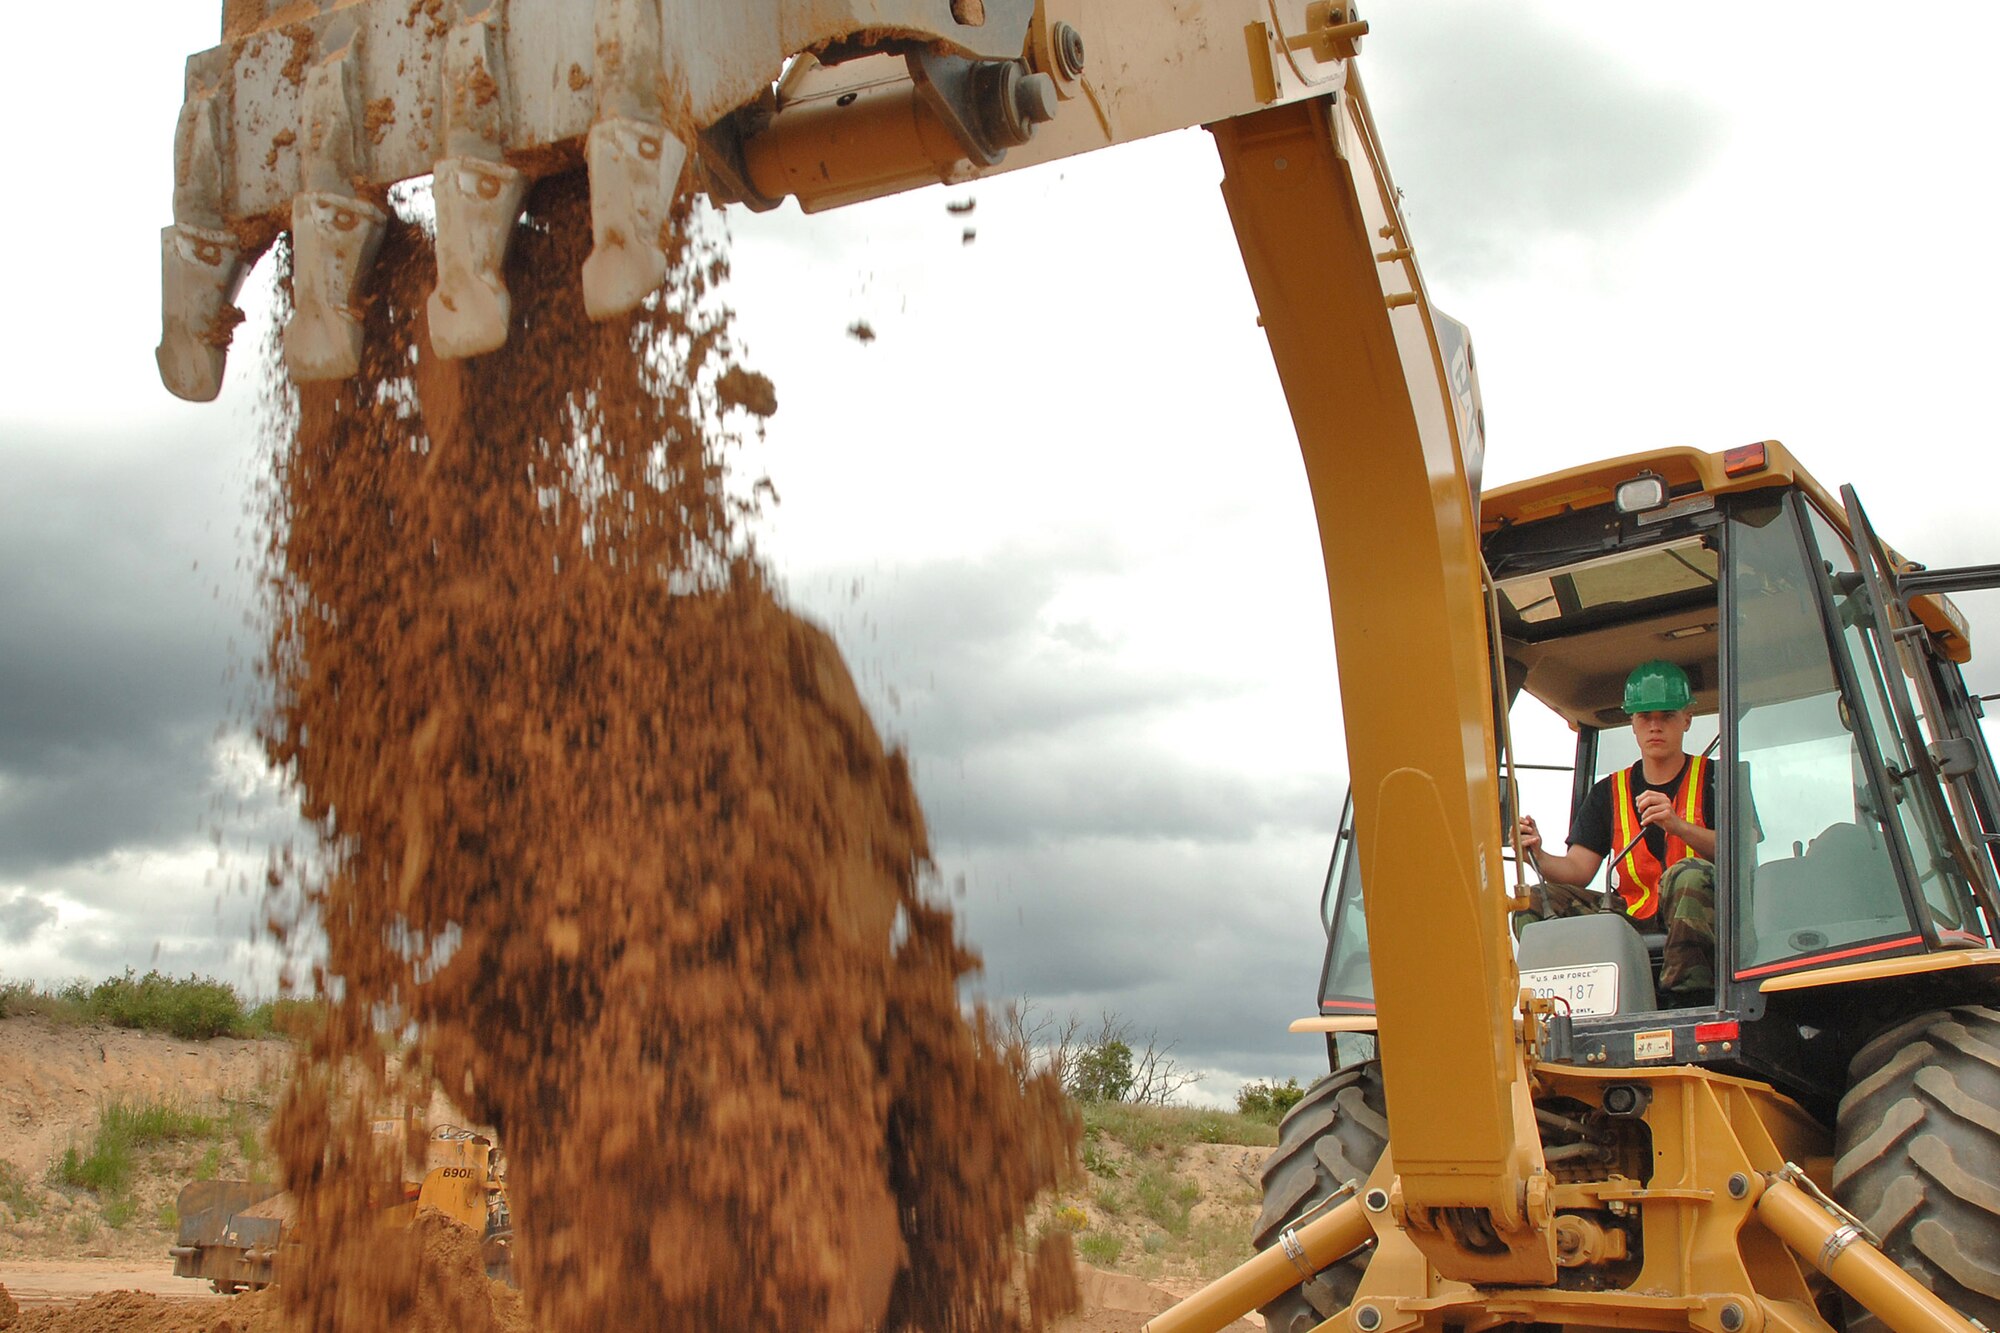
[1734,934,1924,979]
[1723,442,1768,476]
[1694,1021,1740,1043]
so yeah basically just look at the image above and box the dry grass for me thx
[1038,1101,1274,1282]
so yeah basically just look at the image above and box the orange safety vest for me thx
[1609,754,1708,919]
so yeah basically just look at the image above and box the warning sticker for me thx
[1634,1029,1675,1062]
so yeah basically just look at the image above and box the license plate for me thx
[1521,962,1620,1018]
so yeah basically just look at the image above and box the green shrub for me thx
[53,1097,219,1195]
[0,1160,39,1217]
[1071,1040,1135,1103]
[103,1099,217,1146]
[0,979,89,1025]
[1076,1230,1123,1266]
[68,1216,96,1245]
[1079,1100,1276,1156]
[54,1138,134,1194]
[195,1144,225,1181]
[87,970,246,1040]
[1080,1136,1116,1177]
[157,1201,181,1232]
[1235,1078,1306,1124]
[1134,1165,1200,1237]
[101,1194,139,1229]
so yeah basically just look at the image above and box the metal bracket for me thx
[908,48,1058,168]
[429,0,530,358]
[1773,1163,1882,1252]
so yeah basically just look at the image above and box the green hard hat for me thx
[1624,660,1692,714]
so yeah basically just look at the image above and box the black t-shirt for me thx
[1569,757,1716,862]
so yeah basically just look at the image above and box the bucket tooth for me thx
[159,51,245,402]
[285,193,389,382]
[283,18,385,382]
[158,225,247,403]
[428,2,527,359]
[581,0,686,320]
[429,159,530,358]
[581,118,688,320]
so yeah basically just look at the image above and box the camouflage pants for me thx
[1653,858,1716,996]
[1537,858,1715,999]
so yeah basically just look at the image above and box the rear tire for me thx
[1251,1061,1388,1333]
[1834,1006,2000,1333]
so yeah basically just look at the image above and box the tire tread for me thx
[1251,1063,1388,1333]
[1837,1006,2000,1333]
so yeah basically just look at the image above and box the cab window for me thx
[1729,497,1912,972]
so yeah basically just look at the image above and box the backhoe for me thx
[156,4,2000,1331]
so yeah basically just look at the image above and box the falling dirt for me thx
[715,365,778,418]
[244,175,1077,1332]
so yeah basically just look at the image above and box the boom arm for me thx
[1214,97,1553,1282]
[159,0,1549,1284]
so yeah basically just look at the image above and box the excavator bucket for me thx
[157,0,1362,400]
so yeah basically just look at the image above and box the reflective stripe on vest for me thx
[1609,753,1707,919]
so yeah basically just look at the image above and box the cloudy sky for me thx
[5,2,2000,1101]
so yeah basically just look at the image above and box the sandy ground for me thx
[0,1016,1266,1327]
[0,1259,1259,1327]
[0,1260,222,1307]
[0,1018,284,1179]
[0,1017,289,1265]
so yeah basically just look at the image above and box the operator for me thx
[1516,661,1716,1002]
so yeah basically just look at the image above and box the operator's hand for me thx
[1634,790,1686,836]
[1516,814,1542,855]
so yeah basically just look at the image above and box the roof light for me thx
[1723,443,1768,476]
[1663,623,1715,640]
[1615,472,1668,514]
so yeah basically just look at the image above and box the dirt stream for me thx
[25,177,1084,1331]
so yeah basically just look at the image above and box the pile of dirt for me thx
[254,176,1077,1331]
[5,1214,521,1333]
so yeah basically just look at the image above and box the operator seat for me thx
[1516,912,1658,1016]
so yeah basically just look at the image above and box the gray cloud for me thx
[791,551,1340,847]
[0,889,56,944]
[945,833,1337,1087]
[0,419,257,875]
[792,551,1346,1089]
[1367,4,1726,280]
